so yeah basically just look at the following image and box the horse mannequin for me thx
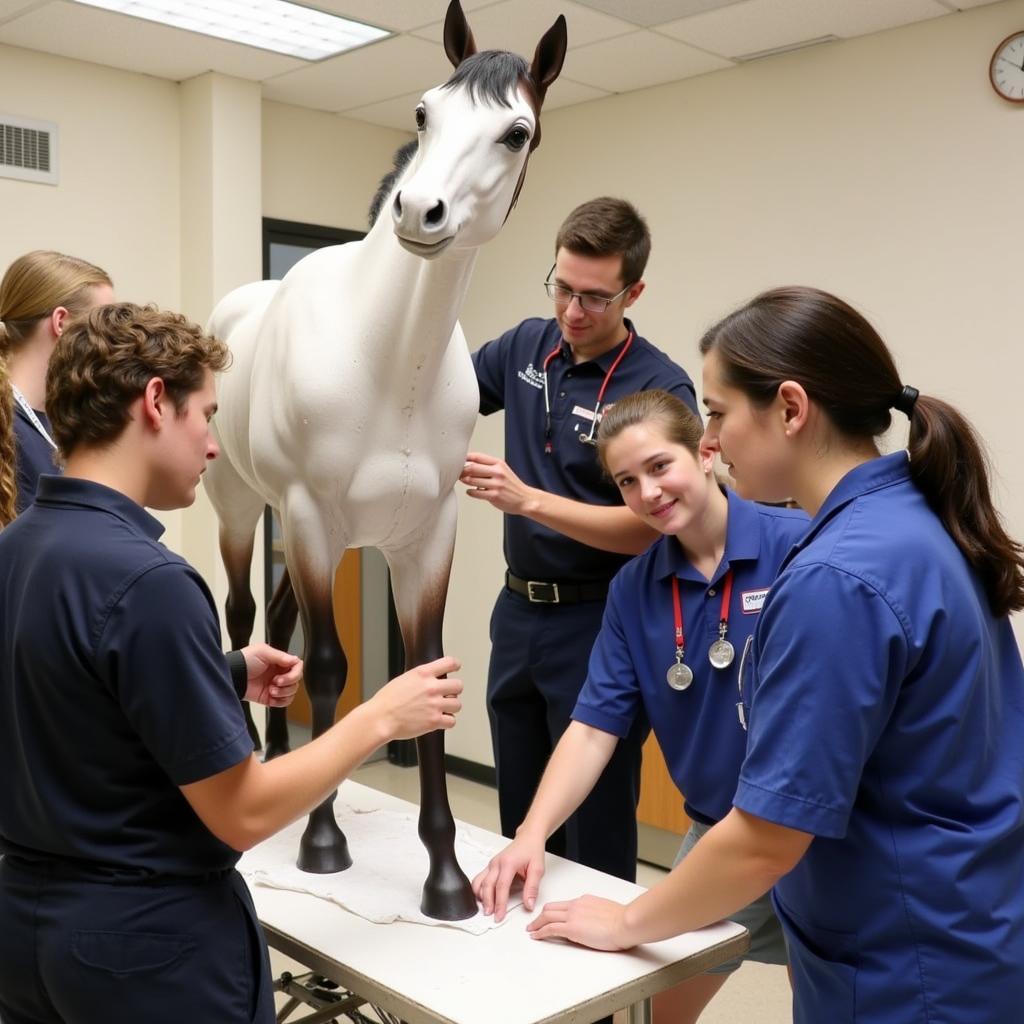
[205,0,567,920]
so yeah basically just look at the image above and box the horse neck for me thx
[358,217,478,366]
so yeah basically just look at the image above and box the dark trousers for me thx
[487,586,645,883]
[0,858,274,1024]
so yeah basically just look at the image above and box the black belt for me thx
[506,571,609,605]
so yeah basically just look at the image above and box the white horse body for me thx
[212,235,478,556]
[203,0,566,920]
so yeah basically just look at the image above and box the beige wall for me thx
[446,0,1024,765]
[3,0,1022,769]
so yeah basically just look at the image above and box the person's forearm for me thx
[522,491,657,555]
[518,722,618,840]
[206,702,389,850]
[619,809,811,946]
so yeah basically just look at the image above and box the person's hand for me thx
[369,657,462,740]
[460,452,537,515]
[240,643,302,707]
[526,894,633,951]
[472,829,546,922]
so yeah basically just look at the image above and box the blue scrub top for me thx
[573,491,808,823]
[13,403,59,514]
[734,452,1024,1023]
[472,317,698,582]
[0,476,254,879]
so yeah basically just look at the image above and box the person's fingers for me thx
[492,859,521,923]
[522,859,544,912]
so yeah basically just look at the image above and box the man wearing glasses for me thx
[461,197,699,887]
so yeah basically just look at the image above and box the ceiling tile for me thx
[565,29,732,91]
[570,0,746,28]
[262,34,450,112]
[0,0,46,22]
[308,0,496,34]
[0,2,303,79]
[340,88,424,131]
[657,0,951,58]
[940,1,1006,8]
[411,0,636,52]
[541,76,612,110]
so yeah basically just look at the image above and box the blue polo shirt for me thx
[13,404,59,514]
[0,475,254,879]
[473,317,699,582]
[734,453,1024,1023]
[573,491,807,823]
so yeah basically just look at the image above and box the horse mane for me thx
[368,140,419,228]
[441,49,530,108]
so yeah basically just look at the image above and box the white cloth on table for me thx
[238,803,520,935]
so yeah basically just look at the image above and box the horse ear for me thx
[443,0,477,68]
[529,14,567,99]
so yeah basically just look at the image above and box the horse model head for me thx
[389,0,567,259]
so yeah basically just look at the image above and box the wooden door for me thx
[287,549,363,725]
[638,732,689,834]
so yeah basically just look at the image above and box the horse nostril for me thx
[392,191,403,217]
[425,200,446,227]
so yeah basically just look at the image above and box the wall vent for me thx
[0,114,58,186]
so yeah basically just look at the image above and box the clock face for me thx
[991,32,1024,103]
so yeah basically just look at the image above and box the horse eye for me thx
[415,106,426,131]
[501,126,529,151]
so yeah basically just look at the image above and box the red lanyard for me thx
[670,570,733,662]
[541,331,634,453]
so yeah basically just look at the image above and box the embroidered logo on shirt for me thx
[741,588,769,613]
[517,362,545,390]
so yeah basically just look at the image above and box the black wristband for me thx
[226,650,247,700]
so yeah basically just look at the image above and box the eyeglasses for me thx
[543,264,633,314]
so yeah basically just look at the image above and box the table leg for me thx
[626,996,652,1024]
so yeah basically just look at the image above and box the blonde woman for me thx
[0,250,113,514]
[0,359,15,527]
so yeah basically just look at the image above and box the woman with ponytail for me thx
[528,286,1024,1024]
[0,250,113,515]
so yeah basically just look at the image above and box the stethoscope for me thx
[541,330,635,453]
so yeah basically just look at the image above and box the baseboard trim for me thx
[445,755,496,788]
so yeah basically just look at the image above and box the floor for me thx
[268,757,793,1023]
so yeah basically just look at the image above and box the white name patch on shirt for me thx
[571,404,601,422]
[741,588,770,614]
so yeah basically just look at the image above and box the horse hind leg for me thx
[219,521,263,749]
[207,458,266,748]
[263,566,299,760]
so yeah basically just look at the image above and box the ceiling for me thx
[0,0,1005,130]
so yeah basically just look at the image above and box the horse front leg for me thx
[263,565,300,760]
[386,495,475,920]
[281,497,352,874]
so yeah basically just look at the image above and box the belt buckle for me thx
[527,580,559,604]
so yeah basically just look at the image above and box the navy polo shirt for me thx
[473,317,699,582]
[13,403,59,514]
[573,491,808,823]
[735,453,1024,1023]
[0,475,254,879]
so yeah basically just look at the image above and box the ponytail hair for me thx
[699,286,1024,617]
[0,357,16,528]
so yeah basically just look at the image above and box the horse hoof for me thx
[420,862,476,921]
[297,822,352,874]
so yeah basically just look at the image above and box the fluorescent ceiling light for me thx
[71,0,391,61]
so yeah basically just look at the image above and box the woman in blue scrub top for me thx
[527,287,1024,1024]
[474,389,807,1022]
